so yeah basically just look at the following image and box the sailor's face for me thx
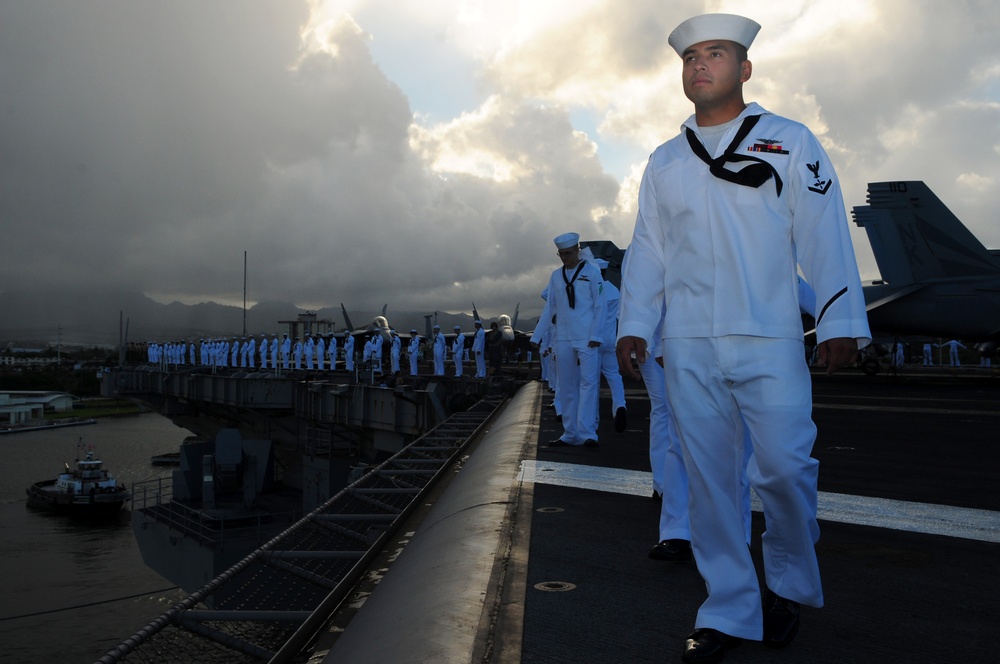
[557,245,580,268]
[681,40,750,107]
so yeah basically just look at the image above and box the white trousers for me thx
[554,340,600,443]
[599,346,626,412]
[664,336,822,640]
[639,356,689,541]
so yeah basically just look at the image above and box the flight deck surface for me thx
[507,369,999,663]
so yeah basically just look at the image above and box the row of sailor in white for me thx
[531,232,606,445]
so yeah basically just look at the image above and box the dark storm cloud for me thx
[0,1,618,320]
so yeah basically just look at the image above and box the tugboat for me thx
[26,441,132,515]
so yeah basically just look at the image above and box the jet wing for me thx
[863,283,927,312]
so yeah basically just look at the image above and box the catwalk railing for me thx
[95,395,506,664]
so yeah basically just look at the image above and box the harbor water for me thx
[0,414,192,663]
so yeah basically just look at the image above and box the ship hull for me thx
[26,481,130,515]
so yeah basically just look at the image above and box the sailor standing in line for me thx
[432,325,446,376]
[923,342,933,366]
[591,256,628,433]
[270,334,279,369]
[472,320,487,378]
[362,334,372,368]
[247,335,256,369]
[327,334,338,370]
[281,334,291,369]
[373,332,384,374]
[259,334,268,369]
[316,334,326,371]
[292,337,303,370]
[943,339,966,366]
[531,232,606,447]
[390,330,401,374]
[452,326,465,377]
[304,335,315,370]
[408,330,421,375]
[344,333,356,372]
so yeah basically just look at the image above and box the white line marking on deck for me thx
[519,460,1000,544]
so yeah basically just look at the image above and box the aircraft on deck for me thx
[473,303,533,358]
[340,303,394,345]
[852,181,1000,346]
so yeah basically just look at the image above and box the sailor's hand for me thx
[818,337,856,375]
[616,336,646,380]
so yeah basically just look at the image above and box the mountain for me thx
[0,288,537,347]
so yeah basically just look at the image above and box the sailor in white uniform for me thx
[432,325,446,376]
[304,335,315,370]
[591,256,627,432]
[452,326,464,377]
[616,13,870,659]
[531,232,606,447]
[373,333,384,374]
[390,331,401,374]
[326,334,337,371]
[472,320,487,378]
[316,335,326,371]
[344,333,355,371]
[408,330,421,375]
[280,334,291,369]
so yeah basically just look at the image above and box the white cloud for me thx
[1,0,998,326]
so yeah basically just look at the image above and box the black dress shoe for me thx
[614,407,627,432]
[762,589,800,648]
[583,439,599,448]
[649,538,692,562]
[546,439,569,447]
[682,628,741,663]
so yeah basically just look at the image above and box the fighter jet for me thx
[341,303,393,345]
[852,181,1000,344]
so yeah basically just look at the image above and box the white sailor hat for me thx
[410,329,418,334]
[454,325,461,330]
[595,258,609,270]
[433,324,441,329]
[553,232,580,249]
[668,13,761,57]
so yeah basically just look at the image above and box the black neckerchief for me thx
[685,114,783,196]
[562,260,586,309]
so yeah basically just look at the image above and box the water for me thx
[0,414,192,663]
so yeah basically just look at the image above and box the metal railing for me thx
[97,395,506,664]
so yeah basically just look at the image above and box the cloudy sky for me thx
[2,0,998,320]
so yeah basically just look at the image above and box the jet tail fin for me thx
[340,304,355,332]
[852,181,998,285]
